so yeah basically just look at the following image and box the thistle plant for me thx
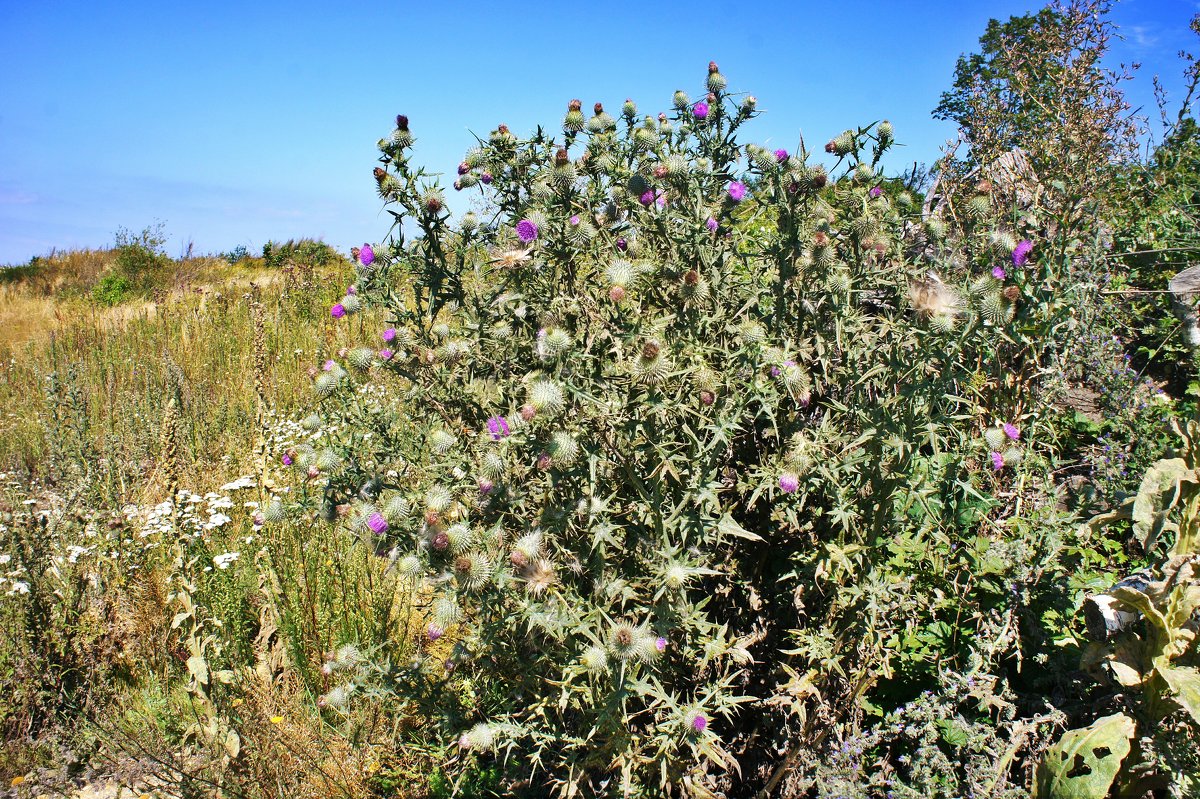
[295,62,1088,796]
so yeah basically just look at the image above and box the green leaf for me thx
[716,514,762,542]
[1132,458,1193,552]
[1158,662,1200,727]
[187,654,209,686]
[1035,712,1135,799]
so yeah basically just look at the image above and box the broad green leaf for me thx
[1035,712,1134,799]
[1158,662,1200,727]
[187,654,209,686]
[1132,458,1192,552]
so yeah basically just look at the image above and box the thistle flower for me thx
[379,348,394,360]
[779,473,800,493]
[331,303,346,319]
[1003,423,1020,440]
[655,636,667,652]
[516,219,539,243]
[427,623,445,642]
[383,327,397,343]
[869,186,883,199]
[690,713,708,733]
[727,181,747,202]
[992,266,1007,280]
[774,149,789,162]
[990,451,1005,471]
[486,416,510,440]
[706,217,718,231]
[359,244,375,266]
[367,513,388,534]
[693,102,709,120]
[281,453,293,466]
[1012,239,1033,266]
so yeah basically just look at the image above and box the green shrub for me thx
[91,272,131,306]
[272,54,1122,796]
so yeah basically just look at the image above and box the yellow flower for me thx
[270,715,284,724]
[367,761,380,774]
[231,698,244,708]
[11,775,26,786]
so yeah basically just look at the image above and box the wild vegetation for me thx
[2,2,1199,797]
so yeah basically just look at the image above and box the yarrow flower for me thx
[990,451,1005,471]
[330,303,346,319]
[774,149,789,162]
[779,472,800,493]
[367,512,389,534]
[359,244,374,266]
[727,181,747,202]
[1012,239,1033,267]
[1003,423,1020,440]
[693,101,709,120]
[992,266,1007,280]
[706,216,718,232]
[486,415,511,440]
[516,219,539,243]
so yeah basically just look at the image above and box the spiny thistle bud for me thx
[464,147,485,169]
[608,622,640,660]
[966,194,991,221]
[340,294,362,314]
[664,563,694,590]
[549,431,580,466]
[424,485,453,515]
[456,173,478,190]
[397,554,424,579]
[587,103,615,133]
[564,100,586,133]
[808,164,828,188]
[989,229,1018,254]
[748,145,777,172]
[672,90,690,110]
[384,495,412,523]
[263,499,287,523]
[459,723,495,753]
[925,218,948,241]
[349,347,377,370]
[422,188,445,213]
[633,122,657,151]
[445,523,475,555]
[827,269,852,294]
[1002,447,1024,467]
[528,380,566,415]
[542,328,572,357]
[826,130,856,156]
[980,291,1013,324]
[741,95,757,112]
[984,426,1006,451]
[314,372,340,397]
[706,61,727,93]
[482,451,505,479]
[853,163,875,183]
[622,98,637,119]
[460,212,479,232]
[581,645,609,674]
[433,597,461,627]
[429,429,457,455]
[877,119,893,141]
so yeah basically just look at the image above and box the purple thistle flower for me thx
[383,327,397,343]
[477,478,494,494]
[774,149,789,163]
[487,415,511,440]
[457,162,470,176]
[367,512,389,534]
[1003,423,1020,440]
[480,172,493,184]
[323,359,336,371]
[359,244,375,266]
[869,186,883,199]
[779,472,800,493]
[616,238,628,251]
[691,713,708,732]
[728,181,747,203]
[992,265,1007,280]
[1012,240,1033,267]
[281,454,293,466]
[693,102,709,120]
[569,214,580,226]
[990,451,1004,471]
[655,636,667,652]
[706,216,718,232]
[516,219,539,243]
[346,285,357,295]
[330,303,346,319]
[379,348,394,360]
[427,623,445,642]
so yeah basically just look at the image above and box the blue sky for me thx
[0,0,1196,264]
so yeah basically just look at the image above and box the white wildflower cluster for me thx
[0,552,29,596]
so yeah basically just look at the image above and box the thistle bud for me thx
[555,148,570,167]
[395,114,409,130]
[673,90,690,110]
[622,98,637,118]
[706,62,727,93]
